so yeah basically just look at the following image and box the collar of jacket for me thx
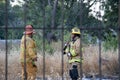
[72,36,79,43]
[24,34,32,38]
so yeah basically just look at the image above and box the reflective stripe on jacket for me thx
[69,58,83,63]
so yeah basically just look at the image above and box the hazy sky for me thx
[10,0,24,7]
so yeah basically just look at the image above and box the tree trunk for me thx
[48,0,51,6]
[51,0,58,29]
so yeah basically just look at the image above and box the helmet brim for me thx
[23,30,35,35]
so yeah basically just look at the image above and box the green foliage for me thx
[33,34,43,52]
[102,0,118,51]
[8,29,23,39]
[0,1,24,39]
[82,32,97,44]
[0,29,23,39]
[0,2,5,26]
[103,34,118,51]
[103,0,118,28]
[0,29,5,39]
[45,43,54,55]
[33,33,54,55]
[1,0,119,52]
[64,30,71,42]
[45,5,52,27]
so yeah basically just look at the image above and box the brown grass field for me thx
[0,42,119,80]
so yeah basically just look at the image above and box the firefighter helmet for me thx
[24,25,35,35]
[71,27,81,34]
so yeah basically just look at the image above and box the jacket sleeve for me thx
[27,39,37,60]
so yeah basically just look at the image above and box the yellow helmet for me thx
[71,27,81,34]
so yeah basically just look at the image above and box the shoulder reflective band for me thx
[70,49,76,56]
[69,58,83,63]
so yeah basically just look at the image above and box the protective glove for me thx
[63,43,68,50]
[63,41,70,50]
[63,51,66,54]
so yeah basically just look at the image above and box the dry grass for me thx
[83,45,119,75]
[0,50,21,80]
[0,44,119,79]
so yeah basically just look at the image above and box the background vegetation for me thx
[0,0,119,51]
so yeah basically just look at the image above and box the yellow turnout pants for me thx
[21,62,37,80]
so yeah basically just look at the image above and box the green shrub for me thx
[33,34,54,54]
[64,30,71,42]
[103,34,117,51]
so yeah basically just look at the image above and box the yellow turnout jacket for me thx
[65,37,82,63]
[20,35,37,63]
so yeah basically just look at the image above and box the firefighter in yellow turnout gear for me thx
[20,25,37,80]
[63,27,82,80]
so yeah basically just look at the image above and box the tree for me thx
[0,1,5,26]
[0,0,24,39]
[0,0,102,41]
[102,0,118,51]
[103,0,118,28]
